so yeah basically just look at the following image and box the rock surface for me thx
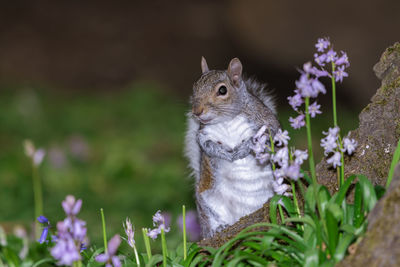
[336,164,400,267]
[198,43,400,249]
[316,42,400,193]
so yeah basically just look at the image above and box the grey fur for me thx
[184,57,280,238]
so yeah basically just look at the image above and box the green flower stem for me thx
[305,97,317,185]
[291,181,300,217]
[182,205,187,260]
[338,136,345,187]
[100,208,108,254]
[331,62,338,127]
[161,228,168,267]
[132,243,141,266]
[32,165,43,240]
[142,228,152,260]
[305,96,325,242]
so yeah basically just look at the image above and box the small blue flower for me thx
[315,38,330,52]
[289,114,305,129]
[38,226,49,244]
[334,65,349,83]
[327,151,342,168]
[325,49,338,63]
[274,129,290,147]
[37,215,49,224]
[95,235,121,267]
[308,101,322,118]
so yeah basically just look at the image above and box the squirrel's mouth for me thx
[199,118,213,124]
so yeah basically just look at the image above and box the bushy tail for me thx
[244,77,277,115]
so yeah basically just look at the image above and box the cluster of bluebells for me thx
[251,127,308,195]
[321,126,358,168]
[50,195,87,266]
[147,210,170,240]
[287,37,350,129]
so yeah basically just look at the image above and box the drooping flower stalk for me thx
[123,218,140,266]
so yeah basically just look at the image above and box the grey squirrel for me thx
[184,57,280,238]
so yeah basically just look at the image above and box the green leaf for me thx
[333,233,354,262]
[386,138,400,188]
[32,258,54,267]
[353,182,363,228]
[145,255,163,267]
[357,175,378,212]
[333,175,358,205]
[325,207,339,255]
[318,186,332,216]
[301,169,312,184]
[374,185,386,200]
[304,248,319,267]
[269,194,282,224]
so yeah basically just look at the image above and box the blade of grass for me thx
[386,138,400,188]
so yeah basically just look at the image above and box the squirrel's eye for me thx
[218,86,227,96]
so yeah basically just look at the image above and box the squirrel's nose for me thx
[192,107,204,117]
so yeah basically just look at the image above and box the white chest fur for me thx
[202,115,254,149]
[200,115,274,231]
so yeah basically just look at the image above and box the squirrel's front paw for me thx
[232,140,252,160]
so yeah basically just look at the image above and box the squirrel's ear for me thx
[201,56,209,74]
[227,58,242,87]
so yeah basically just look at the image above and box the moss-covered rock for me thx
[316,42,400,193]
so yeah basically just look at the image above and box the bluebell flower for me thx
[327,152,342,168]
[325,49,338,63]
[146,210,170,240]
[38,226,49,244]
[37,215,49,224]
[95,235,122,267]
[287,93,303,111]
[315,38,330,52]
[335,51,350,67]
[334,65,349,83]
[294,149,308,165]
[289,114,305,129]
[274,129,290,146]
[123,218,135,248]
[342,137,358,155]
[308,101,322,118]
[37,215,50,244]
[51,195,87,266]
[284,164,302,181]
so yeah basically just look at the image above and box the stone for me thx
[336,163,400,267]
[316,42,400,193]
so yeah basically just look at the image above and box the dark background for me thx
[0,0,398,248]
[0,1,399,107]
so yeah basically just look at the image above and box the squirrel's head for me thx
[191,57,246,124]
